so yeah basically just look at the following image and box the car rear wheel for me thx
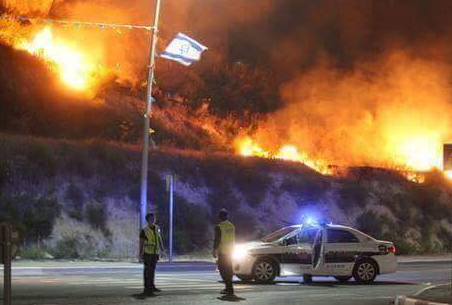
[334,276,352,282]
[252,258,277,284]
[353,259,377,284]
[236,274,254,282]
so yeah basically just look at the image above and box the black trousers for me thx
[218,254,234,294]
[143,253,159,291]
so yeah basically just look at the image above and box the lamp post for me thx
[168,173,174,263]
[140,0,163,228]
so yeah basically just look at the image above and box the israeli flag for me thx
[161,33,208,66]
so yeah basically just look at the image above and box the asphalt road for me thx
[1,261,451,305]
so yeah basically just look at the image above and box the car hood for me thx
[237,240,278,253]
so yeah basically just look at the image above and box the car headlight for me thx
[232,245,249,261]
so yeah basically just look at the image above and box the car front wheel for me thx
[252,258,277,284]
[353,259,377,284]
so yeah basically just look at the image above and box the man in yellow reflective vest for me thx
[139,212,165,296]
[213,208,235,296]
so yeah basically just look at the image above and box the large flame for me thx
[16,26,99,90]
[390,136,443,172]
[236,137,330,175]
[236,136,445,181]
[235,52,452,182]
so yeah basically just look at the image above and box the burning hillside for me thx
[17,26,104,90]
[235,51,452,180]
[0,16,126,93]
[2,1,452,183]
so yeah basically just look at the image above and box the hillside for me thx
[0,41,264,151]
[0,133,451,259]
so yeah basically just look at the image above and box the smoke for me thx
[2,0,452,85]
[0,0,275,87]
[3,0,452,170]
[246,49,452,169]
[0,0,55,15]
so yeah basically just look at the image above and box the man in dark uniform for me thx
[139,212,165,296]
[213,208,235,296]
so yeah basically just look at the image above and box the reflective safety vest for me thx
[143,225,161,255]
[218,221,235,254]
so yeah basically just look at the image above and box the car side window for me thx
[285,235,298,246]
[297,228,319,244]
[327,229,359,243]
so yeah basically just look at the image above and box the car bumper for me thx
[232,255,256,276]
[374,253,397,274]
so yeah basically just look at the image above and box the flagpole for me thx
[140,0,162,229]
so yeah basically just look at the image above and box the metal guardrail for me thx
[0,223,12,305]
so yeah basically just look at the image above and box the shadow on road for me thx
[233,280,300,286]
[217,295,246,302]
[304,281,415,286]
[131,293,157,300]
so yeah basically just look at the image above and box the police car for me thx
[232,221,397,284]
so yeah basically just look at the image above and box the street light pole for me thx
[140,0,163,228]
[168,173,174,263]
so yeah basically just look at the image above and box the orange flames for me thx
[17,27,91,90]
[235,52,452,182]
[236,137,331,175]
[15,26,105,91]
[236,136,450,181]
[0,17,108,92]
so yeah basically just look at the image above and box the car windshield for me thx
[261,227,297,242]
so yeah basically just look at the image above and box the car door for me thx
[322,228,360,275]
[280,231,304,276]
[281,228,319,276]
[311,227,325,273]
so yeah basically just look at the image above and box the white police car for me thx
[232,222,397,284]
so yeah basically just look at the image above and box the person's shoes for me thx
[152,287,162,292]
[143,290,155,296]
[221,289,234,295]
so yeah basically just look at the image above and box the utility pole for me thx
[140,0,163,228]
[168,173,174,263]
[1,223,12,305]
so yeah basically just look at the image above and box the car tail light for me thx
[387,246,396,253]
[379,245,396,254]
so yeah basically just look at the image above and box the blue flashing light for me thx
[301,215,319,226]
[306,217,316,226]
[301,214,331,227]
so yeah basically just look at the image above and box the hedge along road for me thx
[0,260,451,305]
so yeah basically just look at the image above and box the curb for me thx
[0,262,216,271]
[395,296,450,305]
[395,284,452,305]
[398,260,452,265]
